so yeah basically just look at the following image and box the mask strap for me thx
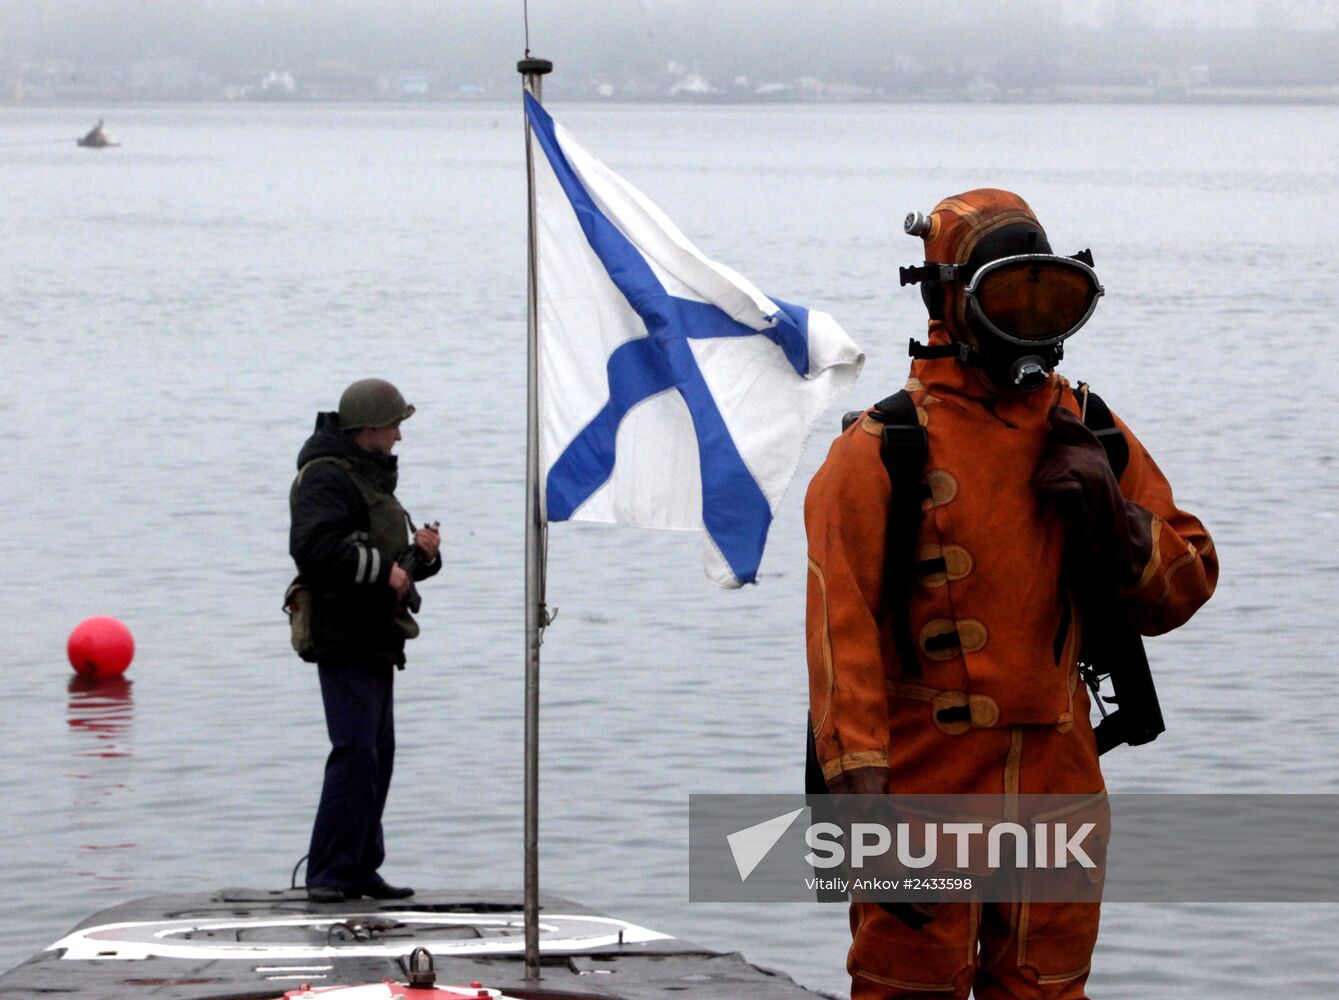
[899,263,962,287]
[908,339,973,362]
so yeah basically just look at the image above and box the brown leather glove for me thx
[1034,406,1152,586]
[825,765,890,796]
[886,899,940,930]
[825,766,938,929]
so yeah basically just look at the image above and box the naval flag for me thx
[525,95,863,587]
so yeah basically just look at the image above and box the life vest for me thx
[292,456,412,565]
[286,456,416,663]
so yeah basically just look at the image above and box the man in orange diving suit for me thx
[805,189,1218,998]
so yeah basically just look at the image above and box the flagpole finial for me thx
[517,58,553,76]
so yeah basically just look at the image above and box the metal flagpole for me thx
[518,53,552,983]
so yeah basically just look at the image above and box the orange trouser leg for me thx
[847,712,1104,999]
[847,898,1100,1000]
[973,901,1099,1000]
[848,900,977,999]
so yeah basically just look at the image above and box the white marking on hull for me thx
[49,910,673,961]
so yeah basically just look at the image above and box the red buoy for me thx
[67,617,135,678]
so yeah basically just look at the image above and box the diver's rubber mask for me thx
[900,247,1104,391]
[961,251,1103,347]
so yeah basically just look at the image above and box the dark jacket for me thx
[290,412,441,667]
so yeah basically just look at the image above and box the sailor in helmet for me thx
[289,378,441,904]
[804,190,1218,998]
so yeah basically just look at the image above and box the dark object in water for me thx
[77,119,119,148]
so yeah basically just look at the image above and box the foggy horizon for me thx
[2,0,1337,101]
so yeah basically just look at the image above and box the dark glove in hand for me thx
[824,767,939,929]
[825,766,890,796]
[880,900,940,930]
[1033,406,1151,586]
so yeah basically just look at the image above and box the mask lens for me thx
[971,258,1100,342]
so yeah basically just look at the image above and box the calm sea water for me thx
[2,100,1337,997]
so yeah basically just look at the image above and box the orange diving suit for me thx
[804,189,1217,999]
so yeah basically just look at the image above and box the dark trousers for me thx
[307,660,395,891]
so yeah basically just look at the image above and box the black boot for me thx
[360,875,414,899]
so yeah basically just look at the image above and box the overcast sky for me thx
[2,1,1336,89]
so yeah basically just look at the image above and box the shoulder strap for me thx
[294,455,350,489]
[290,456,353,507]
[293,456,414,532]
[867,390,930,679]
[1074,384,1129,480]
[809,391,929,794]
[1069,383,1162,754]
[295,455,397,510]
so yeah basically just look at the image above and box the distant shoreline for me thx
[5,86,1339,109]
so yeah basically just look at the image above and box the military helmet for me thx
[338,378,416,430]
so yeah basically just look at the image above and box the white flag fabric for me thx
[526,94,863,587]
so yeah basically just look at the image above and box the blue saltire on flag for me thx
[526,94,863,587]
